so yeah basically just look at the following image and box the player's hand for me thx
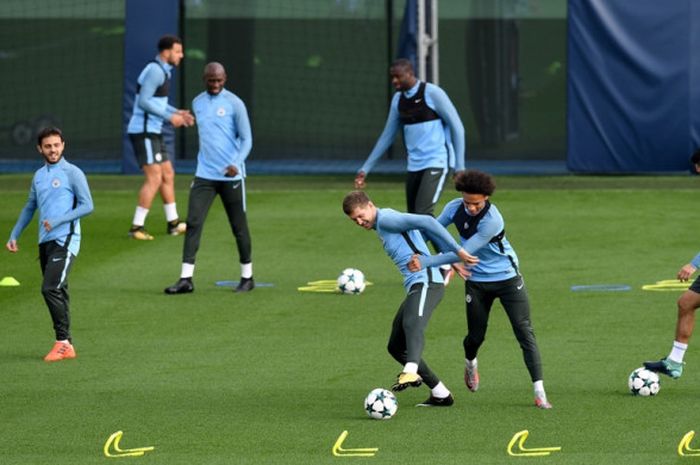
[6,240,18,253]
[452,262,471,280]
[225,165,239,177]
[407,254,422,272]
[42,220,52,232]
[354,171,366,189]
[458,248,479,265]
[678,264,697,282]
[170,111,195,128]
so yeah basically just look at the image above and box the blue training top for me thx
[373,207,463,290]
[360,80,465,174]
[9,157,93,256]
[192,88,252,181]
[419,198,519,282]
[127,56,178,134]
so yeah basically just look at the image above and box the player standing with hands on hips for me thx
[6,127,94,362]
[127,34,194,241]
[408,170,552,409]
[343,191,478,406]
[355,58,465,217]
[165,62,254,294]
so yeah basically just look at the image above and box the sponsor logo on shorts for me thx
[155,152,163,162]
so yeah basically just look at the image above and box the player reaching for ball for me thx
[342,190,478,406]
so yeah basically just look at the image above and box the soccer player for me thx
[164,62,254,294]
[127,34,194,240]
[6,127,94,362]
[342,191,478,406]
[407,170,552,409]
[642,253,700,379]
[354,58,466,216]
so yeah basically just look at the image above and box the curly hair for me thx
[454,170,496,196]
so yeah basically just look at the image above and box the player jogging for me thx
[342,191,478,406]
[408,170,552,409]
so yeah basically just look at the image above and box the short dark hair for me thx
[342,191,371,215]
[454,170,496,196]
[158,35,182,52]
[691,149,700,165]
[391,58,414,74]
[36,126,64,146]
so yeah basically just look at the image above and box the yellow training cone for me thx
[0,276,20,287]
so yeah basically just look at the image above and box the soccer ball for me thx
[337,268,366,295]
[628,367,660,396]
[364,388,398,420]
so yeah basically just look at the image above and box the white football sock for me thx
[132,206,149,227]
[466,357,477,368]
[431,382,450,398]
[163,203,179,222]
[241,262,253,279]
[533,380,546,397]
[669,340,688,363]
[403,362,418,374]
[180,263,195,279]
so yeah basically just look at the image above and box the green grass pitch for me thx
[2,173,700,464]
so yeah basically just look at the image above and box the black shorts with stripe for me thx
[129,133,170,167]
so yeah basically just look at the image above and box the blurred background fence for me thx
[0,0,567,172]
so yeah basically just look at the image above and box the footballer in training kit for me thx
[410,170,551,409]
[343,191,478,407]
[6,127,93,362]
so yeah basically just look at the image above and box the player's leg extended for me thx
[413,167,448,216]
[644,282,700,378]
[182,178,217,264]
[499,277,543,382]
[39,241,75,343]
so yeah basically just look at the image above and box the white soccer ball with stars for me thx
[364,388,398,420]
[337,268,366,295]
[628,367,660,396]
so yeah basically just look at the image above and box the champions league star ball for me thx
[337,268,366,295]
[628,367,660,396]
[364,388,398,420]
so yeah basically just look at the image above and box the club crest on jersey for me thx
[51,178,61,188]
[464,222,470,230]
[217,107,226,117]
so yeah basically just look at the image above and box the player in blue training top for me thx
[408,170,552,409]
[6,127,94,362]
[355,58,466,217]
[342,191,478,406]
[165,62,254,294]
[127,34,194,241]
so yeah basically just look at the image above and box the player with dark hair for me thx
[6,127,94,362]
[127,34,194,241]
[342,190,478,406]
[355,58,465,216]
[165,62,255,294]
[408,170,552,409]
